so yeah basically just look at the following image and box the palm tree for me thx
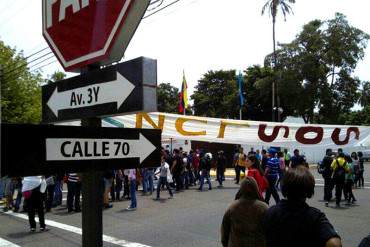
[261,0,295,121]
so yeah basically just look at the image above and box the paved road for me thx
[1,165,369,247]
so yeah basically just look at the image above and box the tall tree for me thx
[339,106,370,126]
[191,70,239,118]
[47,71,66,83]
[1,40,42,123]
[359,81,370,107]
[157,83,180,113]
[265,13,369,123]
[261,0,295,121]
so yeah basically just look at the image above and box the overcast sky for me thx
[1,0,369,99]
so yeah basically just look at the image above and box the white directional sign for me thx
[42,57,157,123]
[46,134,156,163]
[47,72,135,117]
[1,124,161,177]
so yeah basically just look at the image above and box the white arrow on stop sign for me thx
[47,72,135,117]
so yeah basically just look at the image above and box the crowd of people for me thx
[221,147,367,247]
[319,148,366,207]
[0,145,368,246]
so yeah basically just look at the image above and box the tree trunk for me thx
[331,65,335,85]
[272,13,277,122]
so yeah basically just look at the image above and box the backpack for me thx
[333,159,346,182]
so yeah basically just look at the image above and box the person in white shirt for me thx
[155,156,174,200]
[126,169,137,211]
[22,176,48,232]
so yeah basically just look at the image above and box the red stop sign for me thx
[42,0,149,71]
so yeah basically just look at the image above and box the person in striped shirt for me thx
[67,173,81,213]
[264,148,281,205]
[125,169,137,211]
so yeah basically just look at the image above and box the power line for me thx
[31,60,58,73]
[2,51,54,78]
[147,0,164,12]
[143,0,182,19]
[4,0,185,80]
[28,54,55,70]
[25,47,50,60]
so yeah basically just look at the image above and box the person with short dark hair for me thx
[343,155,356,205]
[351,152,360,188]
[246,155,268,199]
[290,149,306,168]
[198,152,212,191]
[263,167,342,247]
[216,151,227,188]
[261,149,268,171]
[264,148,280,205]
[234,147,246,184]
[331,152,349,207]
[359,232,370,247]
[357,152,365,188]
[284,149,291,168]
[171,149,184,192]
[321,149,334,207]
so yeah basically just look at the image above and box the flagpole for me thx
[237,71,244,120]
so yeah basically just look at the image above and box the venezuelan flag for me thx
[179,71,188,113]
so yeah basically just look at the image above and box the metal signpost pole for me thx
[81,66,103,247]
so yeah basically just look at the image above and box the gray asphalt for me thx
[1,164,369,247]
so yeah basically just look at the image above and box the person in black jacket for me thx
[263,166,342,247]
[198,152,212,191]
[320,149,334,207]
[216,151,227,187]
[171,149,184,192]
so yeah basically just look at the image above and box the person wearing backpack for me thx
[331,153,349,207]
[343,155,356,205]
[321,149,334,207]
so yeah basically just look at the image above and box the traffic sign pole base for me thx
[82,117,103,247]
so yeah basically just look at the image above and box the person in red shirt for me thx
[245,155,268,199]
[192,149,200,185]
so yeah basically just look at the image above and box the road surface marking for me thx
[314,184,370,189]
[0,237,21,247]
[2,211,151,247]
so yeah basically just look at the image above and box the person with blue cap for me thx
[264,148,281,205]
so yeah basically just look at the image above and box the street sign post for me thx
[42,57,157,123]
[42,0,150,71]
[41,1,155,246]
[1,123,161,177]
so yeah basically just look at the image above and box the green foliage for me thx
[47,71,66,84]
[1,40,42,124]
[359,81,370,107]
[339,106,370,126]
[261,0,295,20]
[190,13,369,124]
[191,70,239,118]
[264,13,369,123]
[157,83,180,113]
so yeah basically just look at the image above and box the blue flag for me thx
[237,71,244,106]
